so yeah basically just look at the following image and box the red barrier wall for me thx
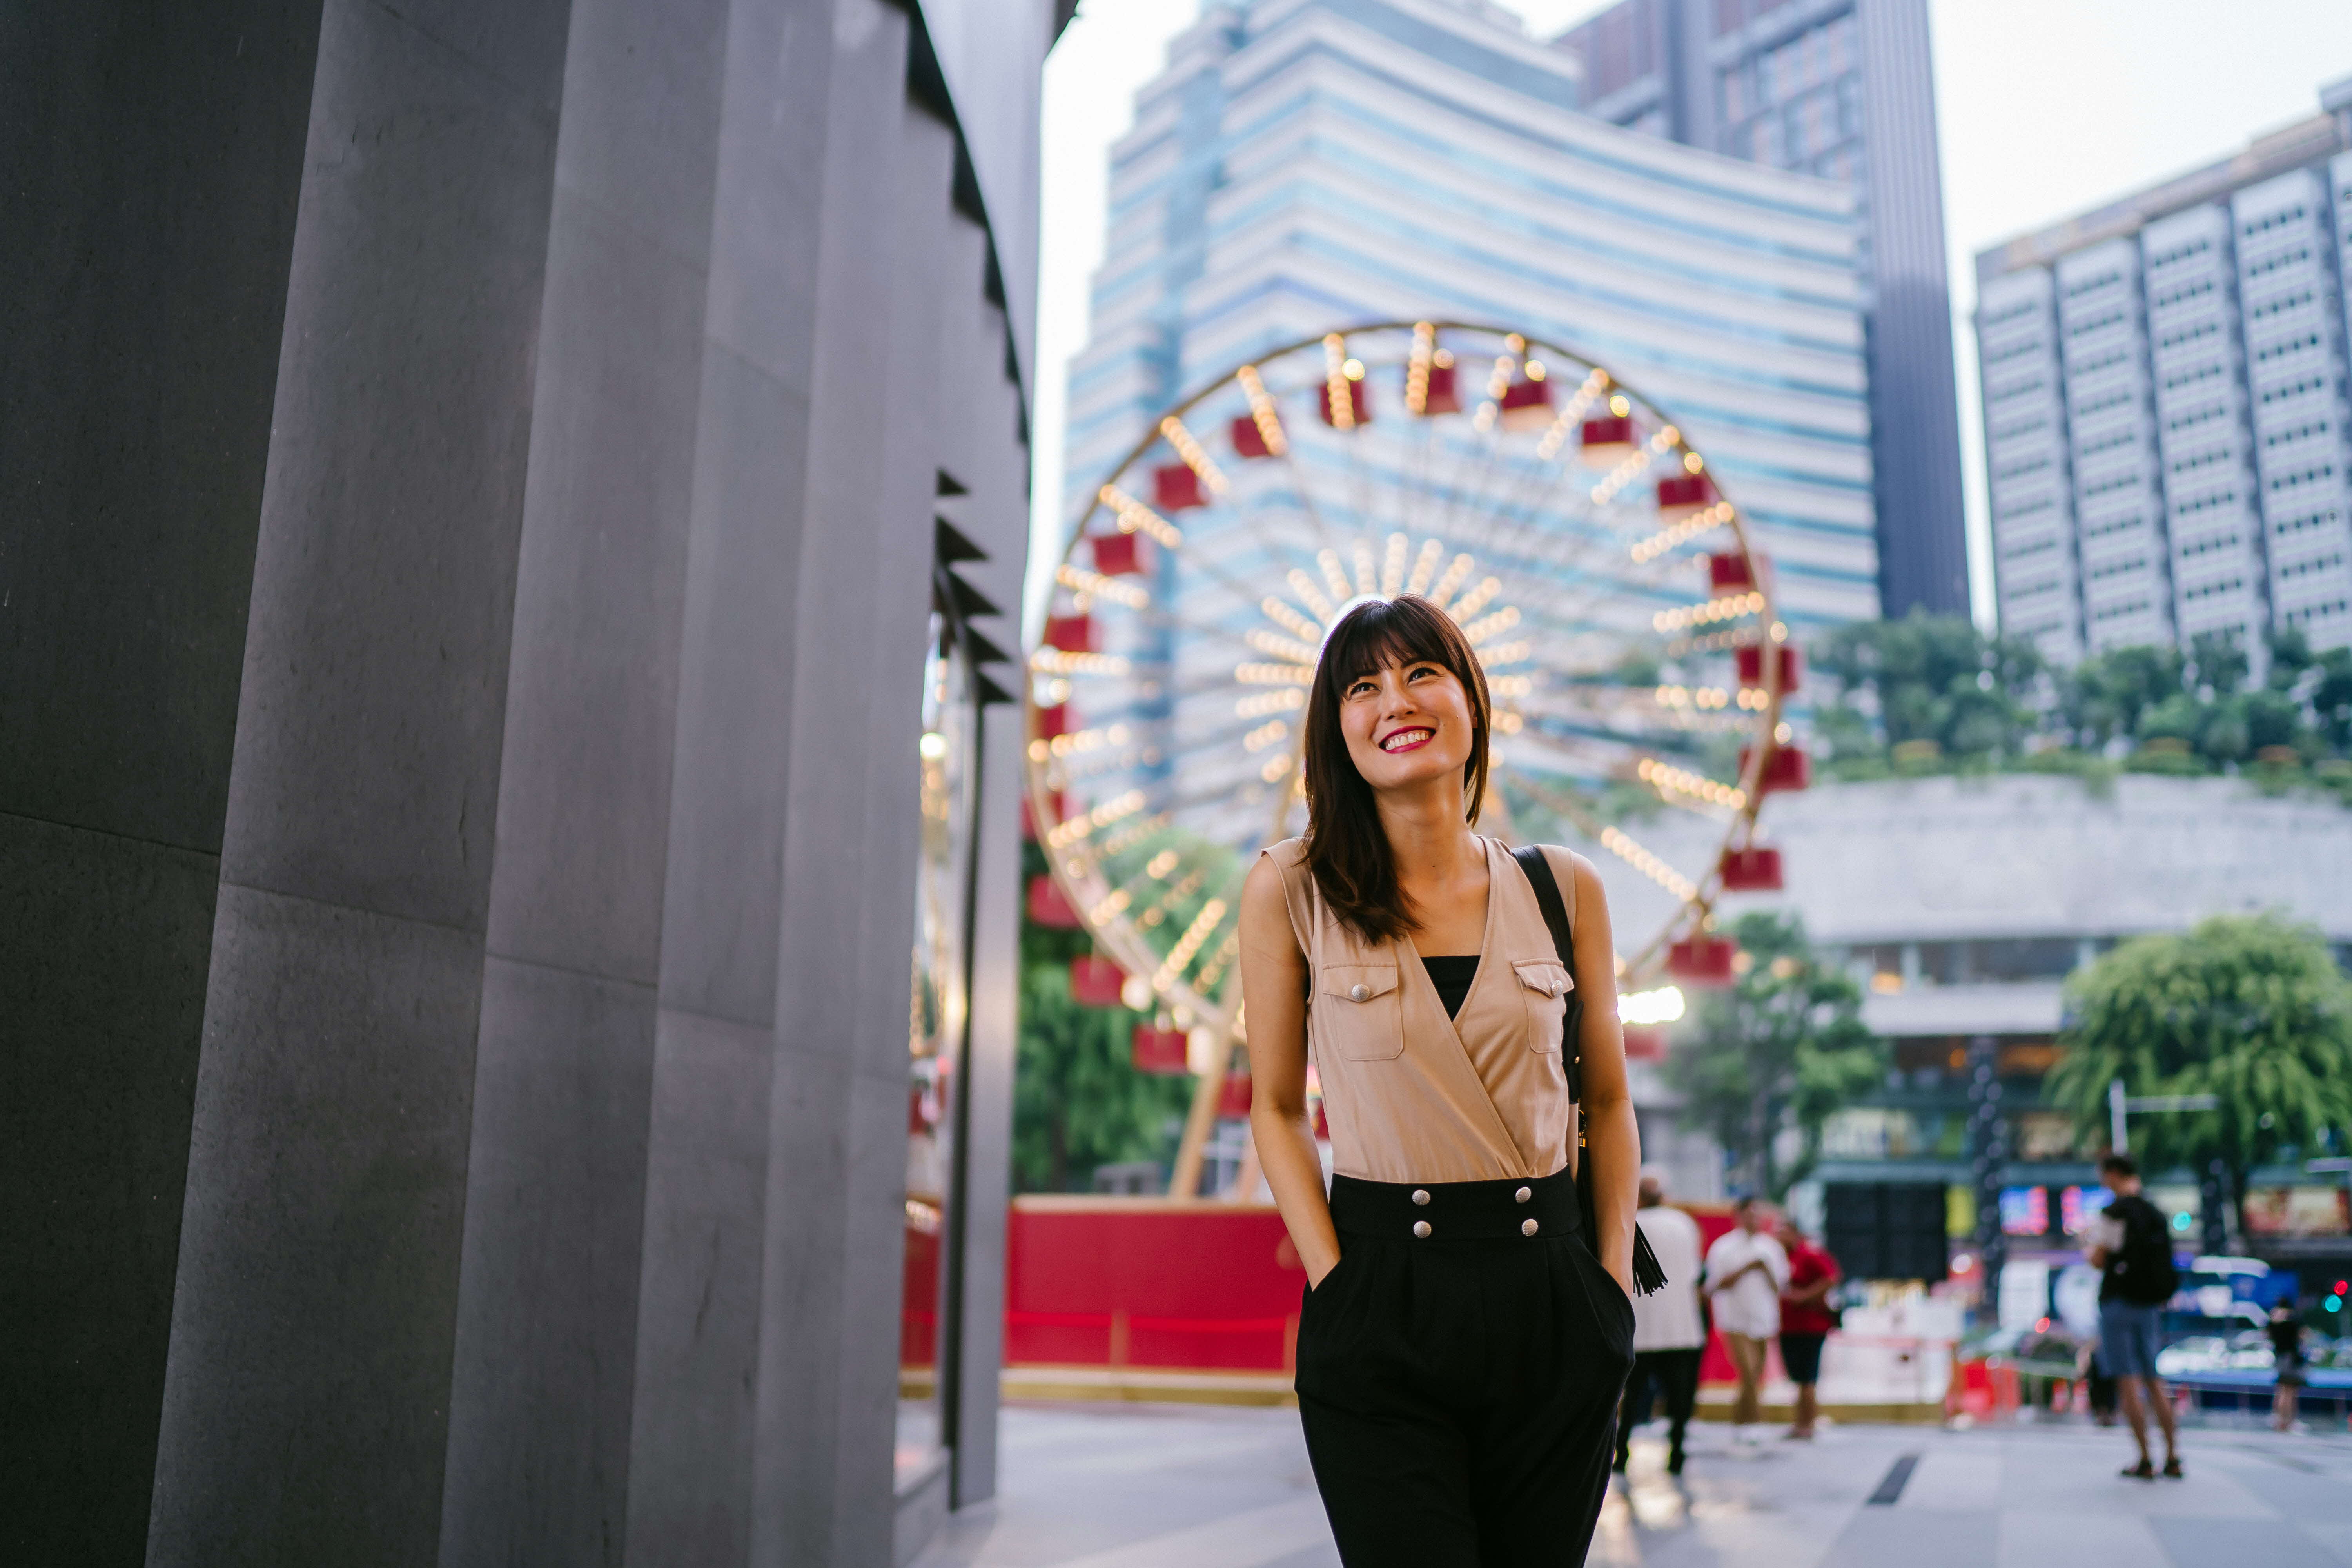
[999,1197,1748,1381]
[1005,1198,1302,1371]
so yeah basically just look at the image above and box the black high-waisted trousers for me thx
[1295,1169,1633,1568]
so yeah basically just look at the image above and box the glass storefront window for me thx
[900,611,977,1487]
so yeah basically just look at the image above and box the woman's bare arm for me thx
[1560,851,1640,1298]
[1238,855,1341,1287]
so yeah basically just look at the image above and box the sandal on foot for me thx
[2122,1460,2155,1480]
[2161,1457,2183,1479]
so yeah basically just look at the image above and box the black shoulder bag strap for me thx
[1511,844,1666,1296]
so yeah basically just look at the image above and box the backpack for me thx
[2108,1196,2180,1306]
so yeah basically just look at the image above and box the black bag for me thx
[2109,1195,2180,1306]
[1511,844,1666,1296]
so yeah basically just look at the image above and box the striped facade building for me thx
[1978,78,2352,666]
[1553,0,1972,619]
[1061,0,1882,631]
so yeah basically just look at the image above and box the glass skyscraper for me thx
[1975,80,2352,665]
[1062,0,1880,631]
[1554,0,1969,618]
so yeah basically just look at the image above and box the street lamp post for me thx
[2105,1078,2220,1156]
[1970,1038,2008,1293]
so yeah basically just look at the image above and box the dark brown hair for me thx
[1301,595,1492,944]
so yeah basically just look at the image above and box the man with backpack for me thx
[2085,1152,2183,1479]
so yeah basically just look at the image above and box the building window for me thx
[1972,938,2080,982]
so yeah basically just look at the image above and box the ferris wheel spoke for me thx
[1460,383,1625,567]
[1036,322,1783,1036]
[1505,768,1710,903]
[1426,340,1520,539]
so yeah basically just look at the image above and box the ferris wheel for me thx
[1027,321,1807,1074]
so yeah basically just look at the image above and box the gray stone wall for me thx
[0,5,327,1560]
[4,1,1045,1562]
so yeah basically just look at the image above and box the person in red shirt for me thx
[1777,1218,1842,1440]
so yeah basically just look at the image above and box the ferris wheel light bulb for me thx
[1618,986,1686,1026]
[1186,1026,1220,1074]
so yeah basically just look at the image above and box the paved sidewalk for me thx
[915,1403,2352,1568]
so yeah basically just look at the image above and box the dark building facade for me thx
[1555,0,1971,617]
[0,2,1061,1563]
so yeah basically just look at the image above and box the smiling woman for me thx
[1303,596,1494,946]
[1236,592,1647,1567]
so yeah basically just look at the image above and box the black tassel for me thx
[1632,1228,1667,1296]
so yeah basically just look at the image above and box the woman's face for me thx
[1337,656,1477,797]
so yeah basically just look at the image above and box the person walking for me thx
[1702,1198,1788,1441]
[1777,1216,1840,1440]
[1239,595,1653,1568]
[2267,1302,2308,1433]
[2083,1152,2183,1479]
[1615,1172,1706,1475]
[2076,1337,2118,1426]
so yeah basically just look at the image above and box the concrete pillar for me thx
[746,6,930,1562]
[916,175,1031,1520]
[0,9,325,1555]
[432,0,729,1560]
[11,2,1043,1561]
[145,1,572,1561]
[615,0,843,1559]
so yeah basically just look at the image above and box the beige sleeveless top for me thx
[1259,835,1578,1185]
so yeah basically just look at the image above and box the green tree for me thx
[2312,648,2352,752]
[2265,625,2317,693]
[2046,915,2352,1235]
[2187,630,2250,698]
[1011,955,1192,1192]
[2064,644,2186,748]
[1664,912,1886,1198]
[1011,834,1222,1192]
[1812,612,2044,769]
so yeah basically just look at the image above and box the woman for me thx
[1776,1216,1841,1440]
[1240,595,1641,1567]
[2267,1302,2307,1433]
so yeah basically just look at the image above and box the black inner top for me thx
[1421,955,1480,1020]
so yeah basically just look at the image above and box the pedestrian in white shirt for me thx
[1615,1171,1706,1476]
[1702,1197,1789,1440]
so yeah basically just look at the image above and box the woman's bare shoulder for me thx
[1521,842,1601,887]
[1243,841,1305,909]
[1241,848,1309,960]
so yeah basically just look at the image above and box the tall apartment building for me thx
[1065,0,1880,630]
[1553,0,1969,619]
[1977,80,2352,666]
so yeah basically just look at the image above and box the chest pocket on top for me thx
[1319,963,1403,1060]
[1513,959,1572,1055]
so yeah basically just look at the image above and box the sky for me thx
[1030,1,2352,628]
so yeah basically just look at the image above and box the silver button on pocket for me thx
[1522,1218,1540,1237]
[1515,1186,1532,1203]
[1348,983,1370,1002]
[1412,1220,1432,1239]
[1411,1189,1430,1206]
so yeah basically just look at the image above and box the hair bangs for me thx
[1320,597,1459,689]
